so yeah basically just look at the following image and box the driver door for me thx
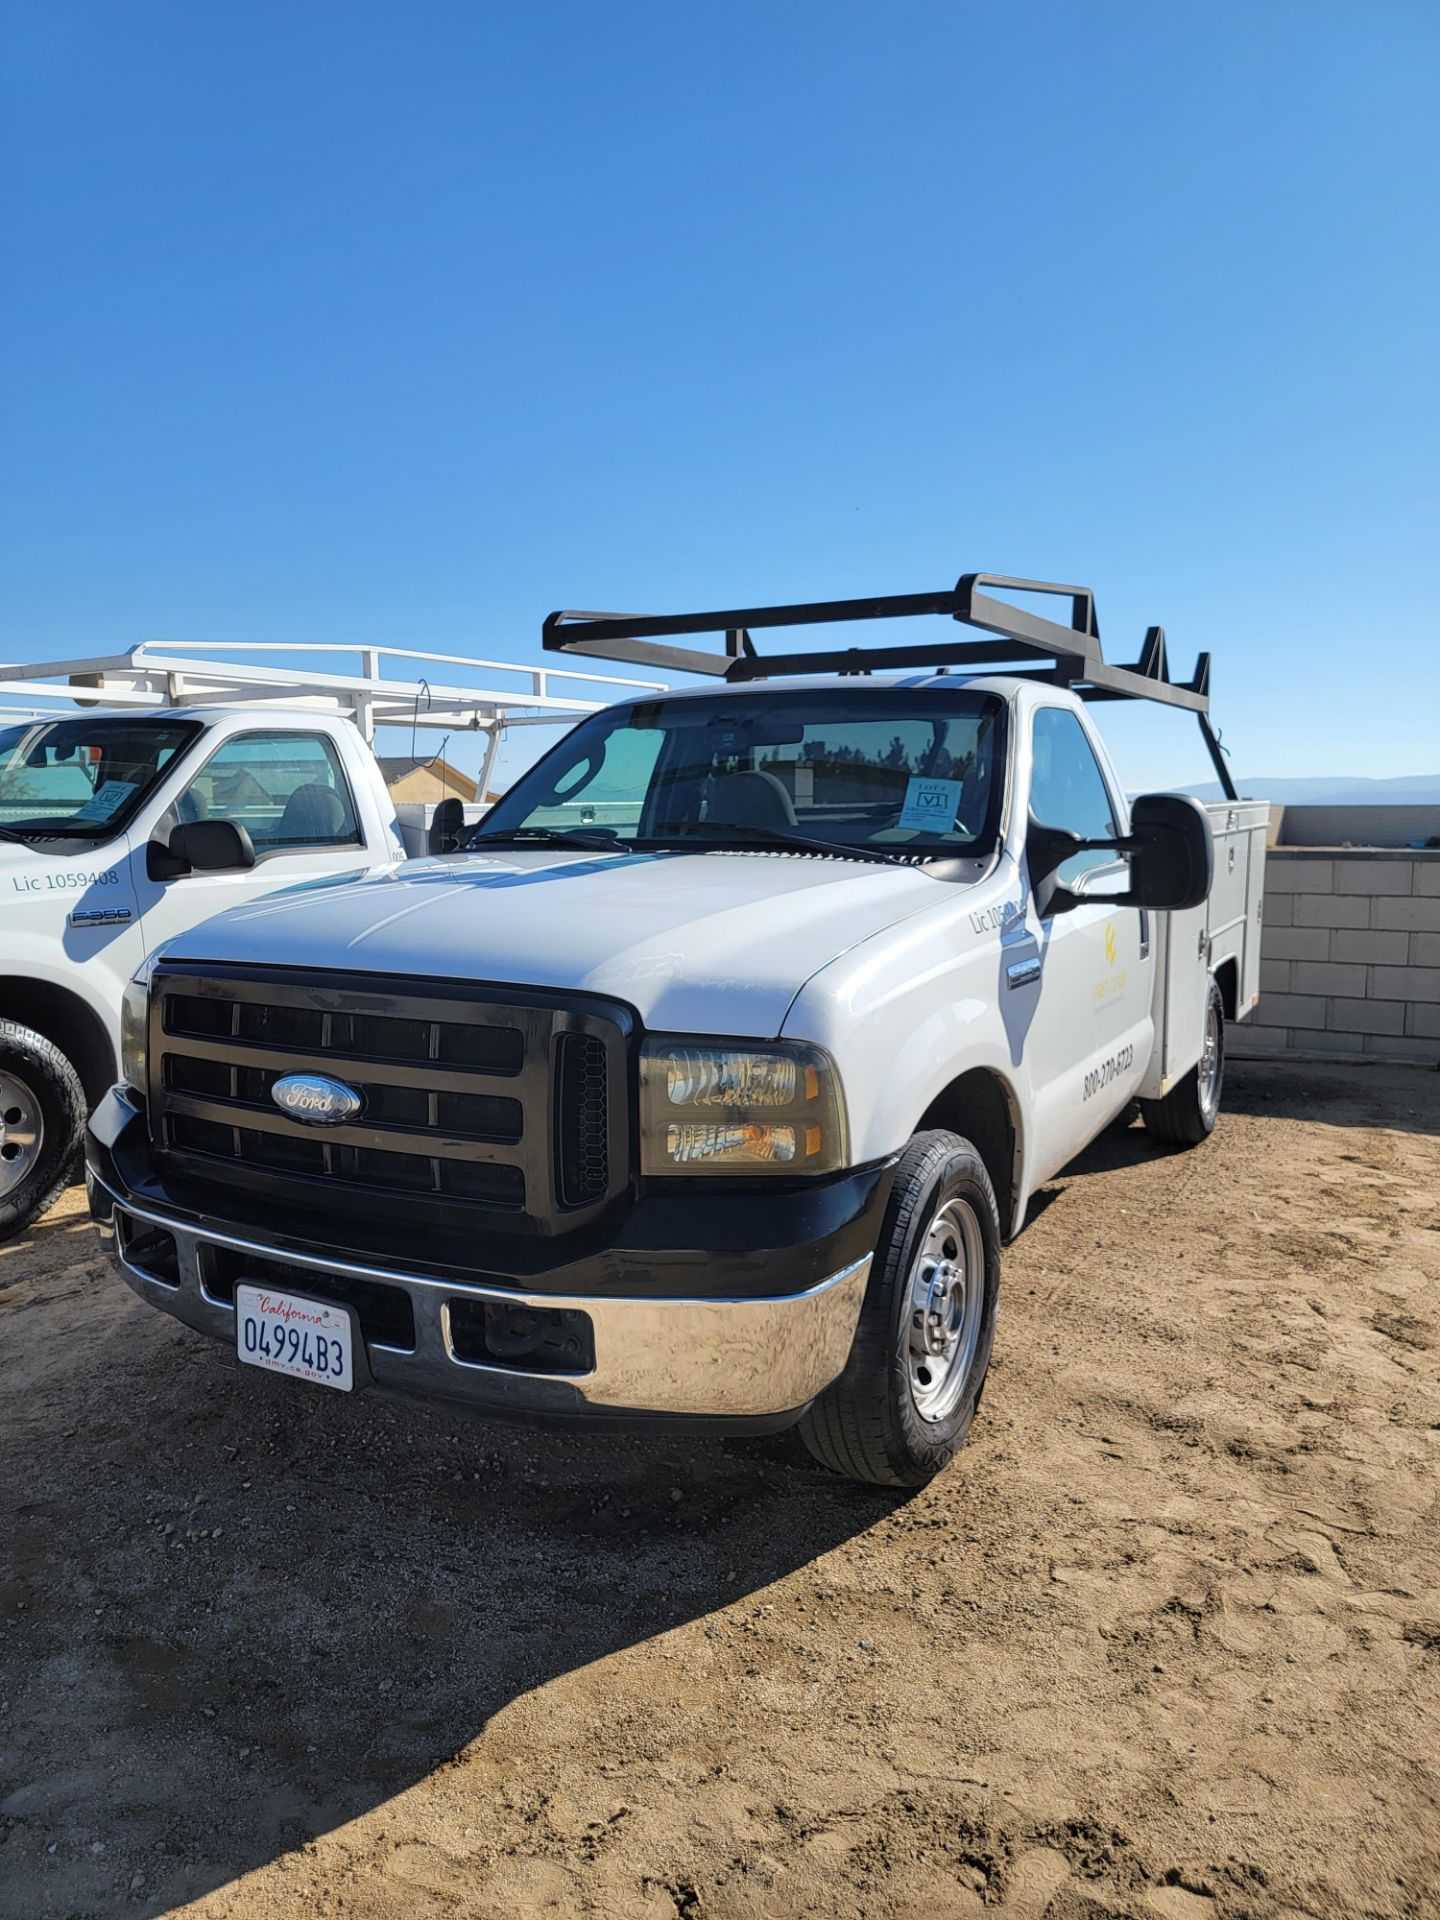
[134,729,373,955]
[1019,706,1154,1181]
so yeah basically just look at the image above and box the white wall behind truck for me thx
[1243,844,1440,1065]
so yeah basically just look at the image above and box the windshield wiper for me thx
[659,822,916,868]
[0,824,30,844]
[466,824,633,854]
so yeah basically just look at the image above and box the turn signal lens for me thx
[666,1122,798,1165]
[120,956,159,1094]
[640,1041,847,1176]
[120,979,149,1094]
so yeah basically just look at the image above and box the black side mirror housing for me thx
[1120,793,1215,911]
[149,819,258,880]
[428,796,466,856]
[1029,793,1214,918]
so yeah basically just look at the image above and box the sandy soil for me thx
[2,1059,1438,1920]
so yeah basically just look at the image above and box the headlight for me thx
[639,1039,848,1176]
[120,957,159,1093]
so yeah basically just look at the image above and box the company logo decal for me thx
[271,1073,363,1125]
[1095,918,1128,1006]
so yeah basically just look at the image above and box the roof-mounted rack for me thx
[543,571,1236,799]
[0,641,666,799]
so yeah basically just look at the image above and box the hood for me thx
[165,847,956,1035]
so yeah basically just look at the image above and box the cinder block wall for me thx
[1246,850,1440,1063]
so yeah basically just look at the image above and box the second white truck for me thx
[0,642,660,1237]
[86,573,1266,1486]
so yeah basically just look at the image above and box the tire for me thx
[799,1130,1001,1488]
[0,1021,88,1243]
[1140,976,1224,1148]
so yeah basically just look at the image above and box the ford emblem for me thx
[271,1072,363,1125]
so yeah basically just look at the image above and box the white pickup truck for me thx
[86,575,1266,1487]
[0,642,658,1237]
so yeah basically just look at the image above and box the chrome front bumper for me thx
[88,1171,870,1423]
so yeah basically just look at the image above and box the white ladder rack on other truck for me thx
[0,640,666,800]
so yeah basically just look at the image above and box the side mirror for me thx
[1118,793,1214,911]
[149,819,258,880]
[1028,793,1213,918]
[427,796,466,856]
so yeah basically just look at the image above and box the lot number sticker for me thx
[71,779,137,822]
[898,777,962,834]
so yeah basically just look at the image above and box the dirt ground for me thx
[2,1060,1438,1920]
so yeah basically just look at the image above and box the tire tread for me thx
[1140,979,1224,1148]
[0,1019,88,1241]
[799,1130,1000,1488]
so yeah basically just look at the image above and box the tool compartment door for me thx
[1140,802,1269,1097]
[1147,902,1211,1094]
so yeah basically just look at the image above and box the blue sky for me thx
[2,0,1436,794]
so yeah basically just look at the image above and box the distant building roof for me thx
[377,756,479,803]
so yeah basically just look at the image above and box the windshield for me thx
[0,717,201,837]
[476,688,1005,857]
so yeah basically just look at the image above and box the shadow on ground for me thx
[1,1244,895,1918]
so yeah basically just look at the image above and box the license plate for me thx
[235,1283,354,1392]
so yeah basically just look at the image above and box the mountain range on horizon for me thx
[1191,773,1440,806]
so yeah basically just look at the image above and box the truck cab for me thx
[85,574,1265,1487]
[1,705,406,1236]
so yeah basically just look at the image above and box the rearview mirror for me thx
[1028,793,1213,918]
[149,819,258,880]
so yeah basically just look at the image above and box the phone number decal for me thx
[1083,1045,1134,1100]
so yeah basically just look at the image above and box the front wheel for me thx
[0,1021,88,1243]
[799,1131,1001,1488]
[1140,976,1224,1147]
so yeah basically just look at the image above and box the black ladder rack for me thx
[542,570,1237,800]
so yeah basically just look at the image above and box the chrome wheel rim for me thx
[1198,998,1223,1122]
[906,1195,985,1423]
[0,1069,43,1199]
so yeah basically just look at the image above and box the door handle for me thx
[1006,956,1041,990]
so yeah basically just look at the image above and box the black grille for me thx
[163,1052,523,1143]
[557,1032,610,1206]
[164,993,525,1075]
[149,967,631,1235]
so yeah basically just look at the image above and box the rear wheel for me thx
[0,1021,88,1243]
[800,1131,1001,1488]
[1141,976,1224,1147]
